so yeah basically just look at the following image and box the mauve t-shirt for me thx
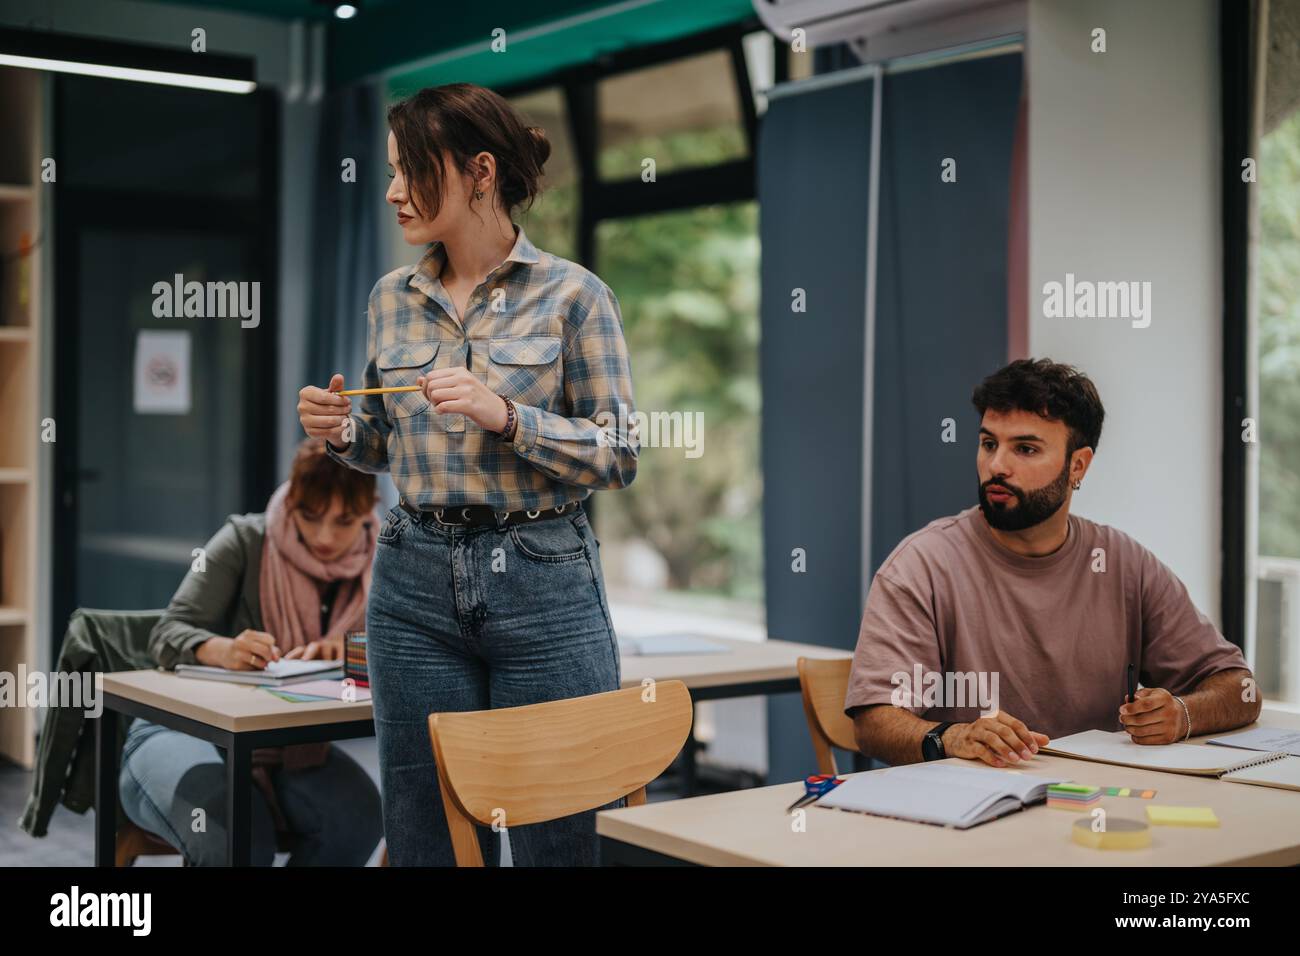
[844,506,1248,740]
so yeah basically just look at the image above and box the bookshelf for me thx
[0,64,44,768]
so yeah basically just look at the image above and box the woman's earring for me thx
[474,188,485,200]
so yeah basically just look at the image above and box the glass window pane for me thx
[598,50,747,180]
[509,87,578,261]
[593,201,762,609]
[1254,8,1300,705]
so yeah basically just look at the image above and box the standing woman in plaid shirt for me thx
[296,84,638,866]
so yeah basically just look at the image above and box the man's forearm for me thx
[1183,668,1261,737]
[852,704,943,766]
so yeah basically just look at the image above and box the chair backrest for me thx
[797,657,858,775]
[428,680,693,866]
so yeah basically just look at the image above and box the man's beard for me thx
[977,454,1071,532]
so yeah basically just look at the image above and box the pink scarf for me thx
[259,480,377,654]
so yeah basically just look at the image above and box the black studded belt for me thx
[399,498,582,528]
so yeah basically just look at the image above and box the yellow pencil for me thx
[335,386,422,396]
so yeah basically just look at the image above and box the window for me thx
[594,201,762,607]
[1251,3,1300,705]
[509,87,578,261]
[597,49,748,180]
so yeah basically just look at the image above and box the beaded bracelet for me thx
[498,394,517,441]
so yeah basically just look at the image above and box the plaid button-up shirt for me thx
[326,224,639,511]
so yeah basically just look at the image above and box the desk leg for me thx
[94,710,118,868]
[680,726,699,796]
[225,735,253,867]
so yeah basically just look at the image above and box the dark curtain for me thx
[306,82,382,400]
[758,76,876,784]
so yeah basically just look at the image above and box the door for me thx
[52,76,277,649]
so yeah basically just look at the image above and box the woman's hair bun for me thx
[526,125,552,168]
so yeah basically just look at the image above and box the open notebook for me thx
[1043,729,1300,791]
[814,764,1070,829]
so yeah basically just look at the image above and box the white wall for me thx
[1028,0,1223,620]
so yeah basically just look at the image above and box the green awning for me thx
[362,0,755,96]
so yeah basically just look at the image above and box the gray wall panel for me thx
[759,77,875,784]
[872,53,1022,574]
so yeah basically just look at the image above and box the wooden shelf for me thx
[0,64,41,769]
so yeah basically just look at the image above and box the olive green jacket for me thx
[20,513,269,838]
[150,513,268,668]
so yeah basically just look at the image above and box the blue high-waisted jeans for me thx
[367,500,622,866]
[118,717,383,866]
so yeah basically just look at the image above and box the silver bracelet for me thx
[1173,694,1191,741]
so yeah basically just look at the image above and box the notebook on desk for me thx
[174,659,343,687]
[617,634,731,656]
[814,764,1070,829]
[1043,729,1300,790]
[1206,726,1300,757]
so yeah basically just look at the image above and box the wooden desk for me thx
[96,637,851,866]
[596,709,1300,866]
[95,671,375,868]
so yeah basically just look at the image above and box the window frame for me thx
[496,16,771,268]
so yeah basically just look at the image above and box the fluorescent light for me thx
[0,26,256,94]
[335,4,358,19]
[0,52,255,93]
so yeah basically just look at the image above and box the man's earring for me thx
[1071,479,1082,491]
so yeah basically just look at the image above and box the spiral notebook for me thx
[1043,729,1300,790]
[174,659,343,687]
[814,764,1070,829]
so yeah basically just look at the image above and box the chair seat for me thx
[115,819,296,866]
[115,820,179,866]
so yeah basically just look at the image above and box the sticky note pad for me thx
[1102,786,1157,799]
[1047,783,1101,811]
[1146,805,1219,828]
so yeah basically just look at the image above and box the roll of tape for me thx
[1072,816,1151,850]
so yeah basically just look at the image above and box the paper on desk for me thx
[617,634,731,656]
[1206,726,1300,757]
[1044,730,1251,773]
[261,679,371,701]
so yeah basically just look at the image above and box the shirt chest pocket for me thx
[378,341,438,419]
[486,335,562,410]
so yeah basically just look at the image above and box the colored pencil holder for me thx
[344,631,369,687]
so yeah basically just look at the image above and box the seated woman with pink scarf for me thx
[118,438,383,866]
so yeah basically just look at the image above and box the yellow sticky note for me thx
[1146,805,1219,828]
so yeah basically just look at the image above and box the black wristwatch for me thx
[921,721,956,761]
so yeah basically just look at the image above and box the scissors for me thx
[785,774,845,812]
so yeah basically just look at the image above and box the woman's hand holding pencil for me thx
[298,373,354,449]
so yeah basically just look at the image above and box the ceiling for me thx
[132,0,758,87]
[133,0,401,20]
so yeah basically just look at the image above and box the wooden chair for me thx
[427,680,693,866]
[796,657,859,775]
[115,781,299,866]
[115,820,181,867]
